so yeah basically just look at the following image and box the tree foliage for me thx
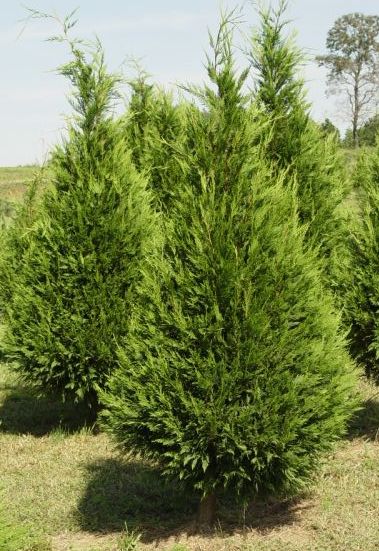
[0,5,361,526]
[1,37,158,407]
[344,113,379,148]
[102,13,358,524]
[317,13,379,147]
[251,1,351,290]
[343,143,379,379]
[251,0,308,167]
[320,118,340,141]
[123,74,188,209]
[0,169,46,314]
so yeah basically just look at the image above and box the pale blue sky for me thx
[1,0,378,166]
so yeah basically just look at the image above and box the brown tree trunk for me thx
[197,493,217,527]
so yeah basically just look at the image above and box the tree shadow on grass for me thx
[348,394,379,441]
[76,458,309,543]
[76,459,197,537]
[0,368,95,436]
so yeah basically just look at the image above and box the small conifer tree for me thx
[102,14,358,524]
[123,71,154,172]
[2,33,159,407]
[251,1,307,166]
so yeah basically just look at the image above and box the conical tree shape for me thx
[250,1,351,269]
[102,15,358,524]
[251,1,307,167]
[2,39,159,407]
[342,140,379,379]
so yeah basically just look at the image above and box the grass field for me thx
[0,166,36,202]
[0,166,37,228]
[0,364,378,551]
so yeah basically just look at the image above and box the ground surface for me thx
[0,364,378,551]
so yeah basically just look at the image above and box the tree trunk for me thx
[353,78,359,149]
[197,493,217,526]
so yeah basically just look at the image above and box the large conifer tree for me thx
[102,15,358,524]
[2,37,159,407]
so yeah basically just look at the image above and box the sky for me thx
[0,0,378,166]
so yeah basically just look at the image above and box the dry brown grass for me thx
[0,166,36,202]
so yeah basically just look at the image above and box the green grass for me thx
[0,364,378,551]
[0,500,51,551]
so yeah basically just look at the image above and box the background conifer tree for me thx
[251,1,307,167]
[250,1,351,280]
[342,141,379,379]
[102,14,358,525]
[123,74,188,209]
[122,71,154,173]
[1,33,159,407]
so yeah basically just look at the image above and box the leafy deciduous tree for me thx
[317,13,379,148]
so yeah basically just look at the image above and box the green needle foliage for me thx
[102,14,358,524]
[123,73,188,209]
[251,1,351,276]
[2,36,158,407]
[122,71,154,172]
[343,142,379,379]
[251,1,307,167]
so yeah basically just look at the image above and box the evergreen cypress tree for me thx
[2,36,159,407]
[250,1,351,269]
[102,14,358,524]
[342,142,379,379]
[251,1,307,167]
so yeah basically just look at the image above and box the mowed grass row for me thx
[0,364,378,551]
